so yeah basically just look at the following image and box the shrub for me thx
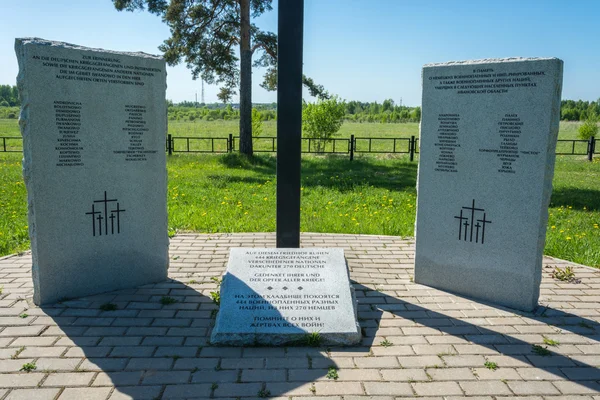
[252,108,263,136]
[302,96,346,152]
[578,118,598,140]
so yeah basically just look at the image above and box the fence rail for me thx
[0,137,23,153]
[3,135,598,161]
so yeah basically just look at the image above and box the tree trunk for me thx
[239,0,253,156]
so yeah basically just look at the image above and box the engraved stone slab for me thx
[15,38,168,305]
[415,58,563,312]
[211,248,361,346]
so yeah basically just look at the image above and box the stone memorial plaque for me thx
[415,58,563,312]
[15,38,168,305]
[211,248,361,346]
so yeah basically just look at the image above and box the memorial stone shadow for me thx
[217,153,418,193]
[40,277,337,399]
[351,282,600,391]
[550,187,600,211]
[28,264,600,396]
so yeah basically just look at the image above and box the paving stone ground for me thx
[0,233,599,400]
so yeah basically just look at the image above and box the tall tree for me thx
[113,0,330,155]
[113,0,275,155]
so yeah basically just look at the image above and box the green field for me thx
[1,119,588,153]
[0,118,587,140]
[0,120,598,268]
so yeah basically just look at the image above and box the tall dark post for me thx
[276,0,304,248]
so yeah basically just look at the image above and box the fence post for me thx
[167,134,172,155]
[228,133,233,153]
[588,136,595,162]
[409,135,415,162]
[350,134,354,161]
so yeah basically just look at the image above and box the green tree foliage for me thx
[343,100,421,123]
[112,0,329,156]
[251,107,263,136]
[0,85,20,107]
[113,0,277,156]
[0,107,19,119]
[217,87,234,105]
[578,117,598,140]
[560,99,600,121]
[302,97,346,152]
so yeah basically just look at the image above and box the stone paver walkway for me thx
[0,233,599,400]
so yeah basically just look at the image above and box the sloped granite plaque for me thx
[211,248,361,346]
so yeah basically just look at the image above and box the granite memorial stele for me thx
[414,57,563,312]
[211,248,361,346]
[15,38,169,305]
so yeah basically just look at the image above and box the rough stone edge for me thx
[423,57,562,68]
[14,39,39,305]
[534,59,564,308]
[210,249,361,347]
[15,37,162,59]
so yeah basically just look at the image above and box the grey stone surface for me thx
[211,248,361,346]
[414,57,563,312]
[15,38,168,305]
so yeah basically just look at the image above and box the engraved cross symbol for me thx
[86,192,126,237]
[85,204,101,236]
[453,199,491,244]
[94,191,117,235]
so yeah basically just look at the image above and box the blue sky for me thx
[1,0,599,106]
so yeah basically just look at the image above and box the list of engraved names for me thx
[54,101,83,167]
[427,66,546,175]
[32,52,163,165]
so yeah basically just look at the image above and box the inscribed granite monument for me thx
[414,58,563,311]
[16,38,168,305]
[211,248,361,346]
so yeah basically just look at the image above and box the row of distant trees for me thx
[560,99,600,121]
[0,85,19,107]
[1,83,598,124]
[166,100,420,123]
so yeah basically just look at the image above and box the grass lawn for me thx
[1,150,599,267]
[3,119,588,154]
[0,118,585,140]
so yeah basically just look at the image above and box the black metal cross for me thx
[276,0,304,248]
